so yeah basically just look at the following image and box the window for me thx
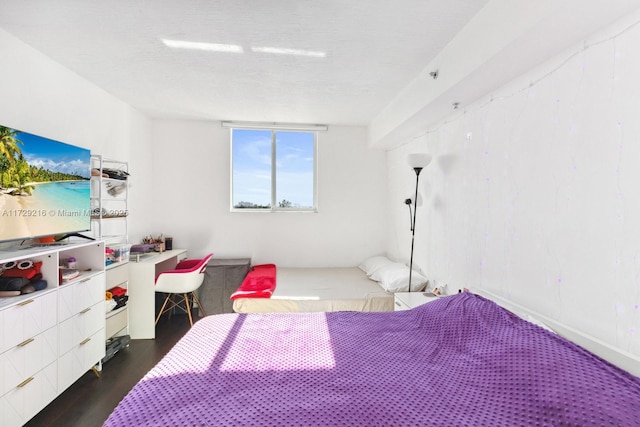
[231,128,317,211]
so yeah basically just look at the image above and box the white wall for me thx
[369,0,640,149]
[0,28,153,243]
[147,119,387,265]
[387,12,640,358]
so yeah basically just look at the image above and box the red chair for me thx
[155,253,213,326]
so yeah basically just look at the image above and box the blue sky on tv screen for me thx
[15,129,90,179]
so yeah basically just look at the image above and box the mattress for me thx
[232,267,393,313]
[105,293,640,426]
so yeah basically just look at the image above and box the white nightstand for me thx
[394,292,440,311]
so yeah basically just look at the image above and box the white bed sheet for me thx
[232,267,393,313]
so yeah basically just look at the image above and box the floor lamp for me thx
[405,153,432,292]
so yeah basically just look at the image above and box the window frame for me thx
[230,126,318,212]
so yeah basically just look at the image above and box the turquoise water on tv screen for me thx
[36,180,91,213]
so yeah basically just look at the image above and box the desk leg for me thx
[128,263,156,339]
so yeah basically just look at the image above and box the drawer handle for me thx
[80,307,91,314]
[80,278,91,283]
[17,337,35,347]
[395,302,401,306]
[17,377,34,388]
[80,338,91,345]
[18,299,34,306]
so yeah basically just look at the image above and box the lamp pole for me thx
[408,167,422,292]
[406,152,431,293]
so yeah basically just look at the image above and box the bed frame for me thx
[232,267,393,313]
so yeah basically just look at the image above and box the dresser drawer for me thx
[394,297,411,311]
[106,309,128,338]
[58,273,105,322]
[106,262,129,288]
[58,328,105,393]
[58,300,105,356]
[1,360,57,427]
[1,327,57,396]
[0,291,57,352]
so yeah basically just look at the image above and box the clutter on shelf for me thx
[105,244,131,266]
[60,268,80,281]
[91,167,129,181]
[61,257,77,269]
[140,234,166,252]
[0,259,48,297]
[130,244,157,254]
[105,180,127,196]
[105,286,128,313]
[102,335,131,365]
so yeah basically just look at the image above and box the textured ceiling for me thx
[0,0,489,126]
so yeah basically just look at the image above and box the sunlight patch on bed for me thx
[220,313,336,371]
[272,295,320,300]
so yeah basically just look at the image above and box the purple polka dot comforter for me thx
[104,293,640,426]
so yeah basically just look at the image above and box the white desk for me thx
[128,249,188,339]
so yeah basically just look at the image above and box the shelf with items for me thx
[105,252,130,340]
[0,250,57,310]
[89,155,129,245]
[90,155,131,361]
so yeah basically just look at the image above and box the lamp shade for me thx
[407,153,432,169]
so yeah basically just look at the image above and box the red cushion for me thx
[175,259,201,270]
[155,254,213,283]
[230,264,276,300]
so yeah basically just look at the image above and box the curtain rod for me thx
[221,121,328,131]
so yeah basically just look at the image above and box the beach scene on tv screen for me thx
[0,125,91,242]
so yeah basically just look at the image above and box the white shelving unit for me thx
[90,155,130,342]
[90,155,129,244]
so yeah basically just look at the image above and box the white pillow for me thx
[358,256,393,277]
[371,262,428,293]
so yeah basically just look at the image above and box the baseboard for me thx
[475,289,640,377]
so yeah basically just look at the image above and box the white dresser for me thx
[0,241,105,427]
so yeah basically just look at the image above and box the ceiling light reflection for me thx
[162,39,244,53]
[251,46,326,58]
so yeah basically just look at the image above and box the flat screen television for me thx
[0,125,91,243]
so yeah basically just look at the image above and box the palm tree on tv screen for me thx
[0,126,21,166]
[0,125,32,194]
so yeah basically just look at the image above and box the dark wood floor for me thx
[25,316,193,427]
